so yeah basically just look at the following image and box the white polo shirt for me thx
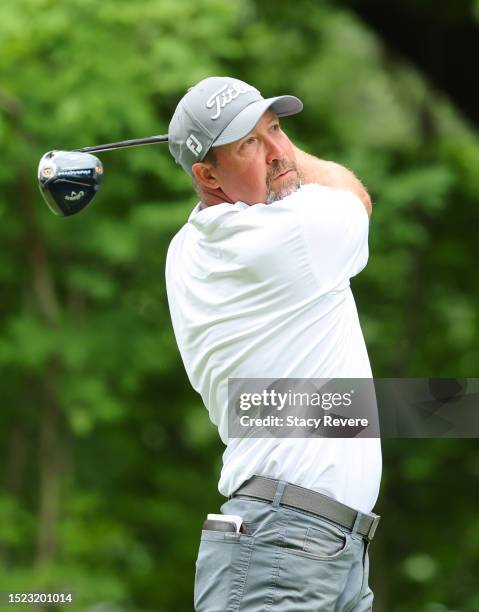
[165,184,382,513]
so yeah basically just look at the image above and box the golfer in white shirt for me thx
[166,76,382,611]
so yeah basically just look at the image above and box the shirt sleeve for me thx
[293,184,370,291]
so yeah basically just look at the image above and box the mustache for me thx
[266,159,298,187]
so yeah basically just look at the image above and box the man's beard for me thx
[265,158,301,204]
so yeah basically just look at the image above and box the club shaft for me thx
[75,134,168,153]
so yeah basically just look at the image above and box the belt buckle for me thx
[367,514,381,542]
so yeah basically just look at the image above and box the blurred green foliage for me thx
[0,0,478,610]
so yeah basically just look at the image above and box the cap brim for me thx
[212,95,303,147]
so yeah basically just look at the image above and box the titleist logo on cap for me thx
[206,82,258,120]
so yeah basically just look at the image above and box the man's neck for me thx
[199,199,226,210]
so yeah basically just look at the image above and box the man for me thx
[165,76,382,611]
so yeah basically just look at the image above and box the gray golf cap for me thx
[168,76,303,176]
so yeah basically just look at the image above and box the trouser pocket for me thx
[282,518,351,560]
[194,530,254,612]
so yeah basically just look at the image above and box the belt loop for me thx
[351,511,362,535]
[271,480,287,511]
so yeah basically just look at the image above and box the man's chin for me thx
[266,176,301,204]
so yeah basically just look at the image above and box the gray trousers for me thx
[194,494,374,611]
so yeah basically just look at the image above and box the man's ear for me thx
[191,162,220,190]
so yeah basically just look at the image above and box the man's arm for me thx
[293,146,372,217]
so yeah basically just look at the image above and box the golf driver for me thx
[38,134,168,216]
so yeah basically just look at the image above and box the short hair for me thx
[203,147,218,166]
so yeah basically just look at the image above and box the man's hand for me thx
[294,146,372,217]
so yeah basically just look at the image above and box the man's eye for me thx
[245,137,256,145]
[272,123,280,131]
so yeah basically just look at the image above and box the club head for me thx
[38,150,103,216]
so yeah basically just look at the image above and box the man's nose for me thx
[265,136,285,164]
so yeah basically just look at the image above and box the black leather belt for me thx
[232,475,381,542]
